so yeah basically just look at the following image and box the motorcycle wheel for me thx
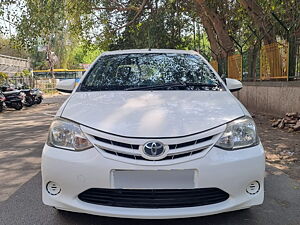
[13,102,23,110]
[25,96,34,107]
[0,103,3,112]
[36,97,42,104]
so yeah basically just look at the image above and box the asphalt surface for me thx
[0,95,300,225]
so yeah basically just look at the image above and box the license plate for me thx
[112,170,196,189]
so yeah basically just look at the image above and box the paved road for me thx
[0,95,300,225]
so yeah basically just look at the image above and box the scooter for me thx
[21,89,35,107]
[32,88,43,104]
[15,85,36,107]
[0,92,5,112]
[2,90,24,110]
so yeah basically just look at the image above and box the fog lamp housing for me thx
[46,181,61,195]
[246,181,260,195]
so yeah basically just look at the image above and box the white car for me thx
[42,49,265,219]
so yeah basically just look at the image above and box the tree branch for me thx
[116,0,150,30]
[92,6,139,12]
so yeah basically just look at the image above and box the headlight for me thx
[47,118,93,151]
[215,117,259,150]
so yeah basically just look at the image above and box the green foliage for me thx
[0,72,8,84]
[14,69,31,77]
[2,0,300,70]
[108,0,194,50]
[68,44,102,68]
[13,0,67,51]
[0,37,28,58]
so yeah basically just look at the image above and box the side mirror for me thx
[56,79,76,93]
[226,78,242,92]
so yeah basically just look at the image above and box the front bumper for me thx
[41,144,265,219]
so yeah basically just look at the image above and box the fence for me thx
[228,54,242,80]
[0,77,34,88]
[296,39,300,78]
[260,42,289,80]
[34,78,57,94]
[210,60,218,73]
[0,76,57,94]
[210,41,300,81]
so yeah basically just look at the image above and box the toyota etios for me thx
[42,49,265,219]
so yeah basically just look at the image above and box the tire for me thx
[36,97,42,104]
[24,96,34,107]
[0,103,3,112]
[13,102,23,110]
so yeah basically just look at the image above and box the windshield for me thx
[79,53,224,91]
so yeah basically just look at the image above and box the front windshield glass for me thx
[79,53,224,91]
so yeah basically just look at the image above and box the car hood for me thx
[61,91,244,138]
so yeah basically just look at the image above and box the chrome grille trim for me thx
[90,136,218,161]
[94,143,142,157]
[81,125,225,162]
[169,142,213,155]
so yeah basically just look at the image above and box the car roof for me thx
[101,49,199,56]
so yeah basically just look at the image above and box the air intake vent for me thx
[78,188,229,208]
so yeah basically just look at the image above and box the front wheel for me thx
[36,97,42,104]
[13,102,23,110]
[24,96,34,107]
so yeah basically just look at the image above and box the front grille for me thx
[78,188,229,208]
[94,136,139,150]
[92,134,216,161]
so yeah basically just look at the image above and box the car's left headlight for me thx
[47,118,93,151]
[215,116,259,150]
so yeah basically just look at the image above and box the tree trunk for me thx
[238,0,283,79]
[194,0,235,57]
[196,7,225,60]
[288,34,297,79]
[247,43,259,81]
[238,0,275,44]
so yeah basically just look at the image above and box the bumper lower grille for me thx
[78,188,229,208]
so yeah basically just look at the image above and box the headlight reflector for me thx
[215,117,259,150]
[47,118,93,151]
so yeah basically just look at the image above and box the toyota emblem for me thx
[143,141,165,157]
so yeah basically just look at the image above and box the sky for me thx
[0,2,24,37]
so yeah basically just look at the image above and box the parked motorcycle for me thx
[32,88,43,104]
[21,89,35,107]
[0,92,5,112]
[2,90,24,110]
[15,85,36,107]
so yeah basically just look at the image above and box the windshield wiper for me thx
[181,82,219,88]
[125,82,219,91]
[125,83,184,91]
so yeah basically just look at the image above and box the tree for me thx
[194,0,236,56]
[238,0,275,44]
[2,0,300,78]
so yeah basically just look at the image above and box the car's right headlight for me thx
[215,116,259,150]
[47,118,93,151]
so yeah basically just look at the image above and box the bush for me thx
[0,72,8,84]
[14,69,31,77]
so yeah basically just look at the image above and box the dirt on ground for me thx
[254,114,300,181]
